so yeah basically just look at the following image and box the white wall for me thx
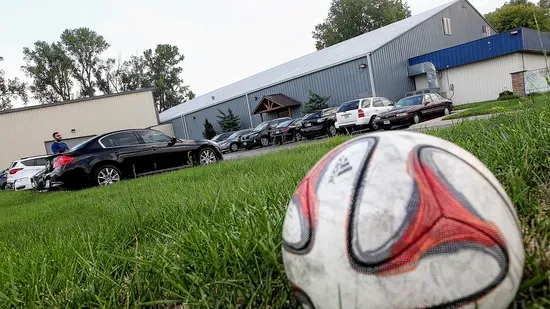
[415,53,526,105]
[0,90,158,169]
[522,53,550,71]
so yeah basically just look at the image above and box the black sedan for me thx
[37,129,223,189]
[218,129,253,153]
[272,119,302,144]
[375,93,453,130]
[241,117,291,149]
[299,107,338,139]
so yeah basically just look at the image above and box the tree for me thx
[216,108,241,132]
[203,119,217,139]
[485,1,550,32]
[0,57,28,111]
[302,90,331,113]
[22,41,74,103]
[143,44,193,112]
[541,0,550,9]
[313,0,411,50]
[61,28,110,98]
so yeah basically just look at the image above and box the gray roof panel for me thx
[160,0,457,122]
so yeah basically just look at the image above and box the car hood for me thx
[379,106,420,116]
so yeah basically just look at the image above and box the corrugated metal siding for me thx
[184,96,252,140]
[372,0,493,102]
[409,29,524,70]
[440,53,523,105]
[522,28,550,52]
[0,91,157,168]
[246,57,372,124]
[171,117,187,139]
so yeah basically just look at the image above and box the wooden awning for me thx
[252,94,302,115]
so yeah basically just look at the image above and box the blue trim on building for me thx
[408,28,536,71]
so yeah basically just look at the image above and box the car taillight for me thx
[358,109,365,118]
[9,168,23,175]
[53,156,74,169]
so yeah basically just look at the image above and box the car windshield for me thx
[277,120,294,128]
[254,122,269,132]
[395,96,423,107]
[212,133,231,142]
[337,100,360,113]
[304,111,322,120]
[71,137,96,151]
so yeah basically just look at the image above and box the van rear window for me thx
[337,100,360,113]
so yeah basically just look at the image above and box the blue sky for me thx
[1,0,507,107]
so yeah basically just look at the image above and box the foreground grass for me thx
[1,104,550,307]
[444,95,547,120]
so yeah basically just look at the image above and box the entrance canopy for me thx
[252,94,302,121]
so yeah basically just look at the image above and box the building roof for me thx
[0,88,154,116]
[160,0,461,123]
[409,28,550,70]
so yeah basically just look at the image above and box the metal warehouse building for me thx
[0,89,164,169]
[160,0,495,140]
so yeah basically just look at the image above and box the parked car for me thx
[211,132,234,143]
[272,119,302,144]
[335,97,394,132]
[299,107,338,139]
[36,129,223,189]
[218,129,253,153]
[241,117,292,149]
[0,169,7,190]
[6,155,49,191]
[375,93,453,130]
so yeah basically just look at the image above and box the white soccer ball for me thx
[282,131,524,309]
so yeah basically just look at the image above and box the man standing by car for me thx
[51,132,69,154]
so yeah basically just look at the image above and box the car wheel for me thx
[230,143,239,152]
[327,125,337,137]
[260,137,269,147]
[198,148,218,166]
[369,116,379,131]
[413,113,421,124]
[95,165,122,186]
[444,106,451,116]
[295,132,303,141]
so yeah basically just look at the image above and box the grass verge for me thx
[1,104,550,308]
[444,95,548,120]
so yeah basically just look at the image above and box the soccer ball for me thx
[282,131,524,309]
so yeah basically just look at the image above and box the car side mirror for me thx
[168,137,177,146]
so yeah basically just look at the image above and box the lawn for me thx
[1,103,550,308]
[444,95,548,120]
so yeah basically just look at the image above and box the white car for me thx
[335,97,395,132]
[6,155,49,191]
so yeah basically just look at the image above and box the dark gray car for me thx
[0,169,7,190]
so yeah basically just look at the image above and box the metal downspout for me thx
[367,52,377,97]
[181,115,190,139]
[245,94,254,129]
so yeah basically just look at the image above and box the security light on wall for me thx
[253,97,258,100]
[359,64,367,69]
[510,30,519,35]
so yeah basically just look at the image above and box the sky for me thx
[0,0,508,107]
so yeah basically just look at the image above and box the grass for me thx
[1,103,550,308]
[444,95,548,120]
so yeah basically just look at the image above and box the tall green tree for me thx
[202,119,217,139]
[61,28,110,98]
[0,57,28,111]
[303,90,331,114]
[216,108,241,132]
[485,1,550,32]
[313,0,411,50]
[143,44,193,112]
[21,41,74,103]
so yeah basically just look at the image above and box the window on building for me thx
[482,25,491,36]
[443,18,452,35]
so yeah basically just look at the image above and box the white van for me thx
[335,97,394,132]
